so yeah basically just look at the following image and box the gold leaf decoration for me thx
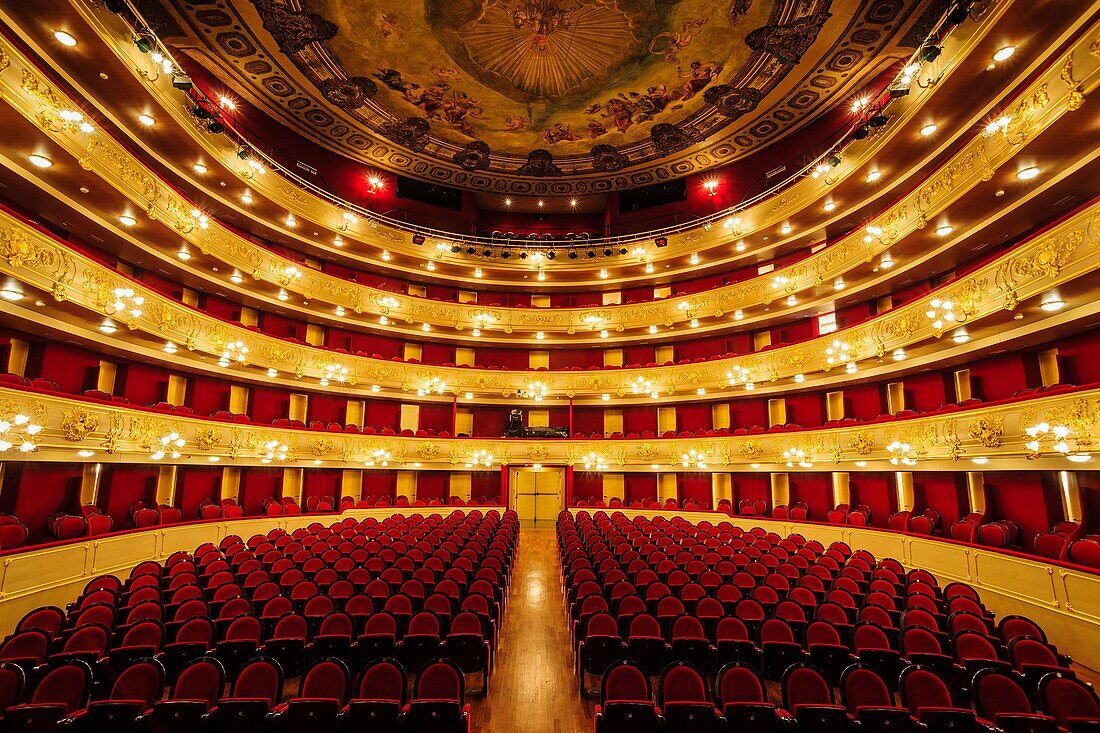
[61,408,99,442]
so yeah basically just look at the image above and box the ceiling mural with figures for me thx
[146,0,941,194]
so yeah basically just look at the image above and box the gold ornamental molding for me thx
[64,0,1019,268]
[0,21,1093,341]
[0,197,1096,401]
[3,384,1099,470]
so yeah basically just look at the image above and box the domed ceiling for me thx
[146,0,941,194]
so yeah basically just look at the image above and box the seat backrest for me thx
[660,664,707,705]
[1039,673,1100,728]
[841,665,892,713]
[231,658,283,705]
[601,662,651,704]
[783,665,833,709]
[414,660,463,703]
[300,659,350,704]
[172,657,225,706]
[120,620,165,650]
[852,623,892,652]
[0,630,50,663]
[901,667,953,714]
[111,658,165,707]
[999,615,1046,644]
[954,631,999,661]
[760,618,795,644]
[272,614,308,640]
[973,669,1033,718]
[0,662,25,714]
[224,616,262,642]
[31,660,92,712]
[717,663,765,704]
[174,616,215,645]
[356,659,406,703]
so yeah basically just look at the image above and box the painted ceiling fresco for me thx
[149,0,940,193]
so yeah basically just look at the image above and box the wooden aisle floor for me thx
[469,527,595,733]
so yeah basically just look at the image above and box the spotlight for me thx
[28,154,53,169]
[171,74,193,90]
[993,45,1016,62]
[921,45,942,62]
[1017,166,1040,180]
[852,126,869,140]
[412,234,426,245]
[451,245,461,253]
[206,121,224,134]
[868,114,889,128]
[654,236,668,247]
[134,34,155,53]
[54,30,77,47]
[191,106,212,120]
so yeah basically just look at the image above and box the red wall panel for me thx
[238,468,283,515]
[416,472,449,501]
[364,401,400,431]
[572,472,604,503]
[677,474,712,507]
[100,465,157,528]
[676,403,712,432]
[176,466,222,519]
[731,473,770,511]
[789,473,831,520]
[849,473,895,527]
[913,472,967,528]
[625,473,657,503]
[308,395,347,425]
[419,403,454,433]
[983,471,1063,552]
[303,468,341,503]
[0,463,81,541]
[471,472,501,503]
[250,386,290,423]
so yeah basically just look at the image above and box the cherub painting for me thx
[544,123,580,144]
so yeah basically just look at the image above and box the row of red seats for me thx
[564,512,1099,732]
[0,510,515,731]
[561,513,1076,702]
[593,658,1098,733]
[0,652,473,733]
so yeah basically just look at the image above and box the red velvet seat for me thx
[595,661,659,733]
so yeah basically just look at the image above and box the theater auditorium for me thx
[0,0,1096,731]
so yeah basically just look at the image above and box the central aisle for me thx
[470,527,595,733]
